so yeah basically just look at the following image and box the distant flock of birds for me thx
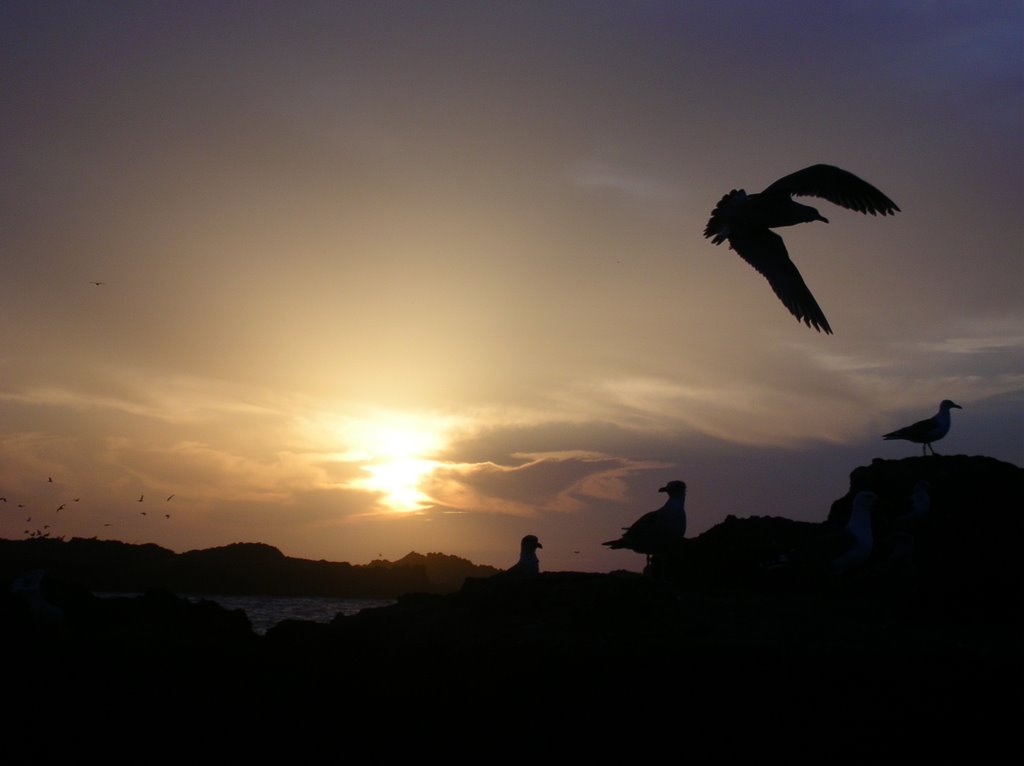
[1,480,176,540]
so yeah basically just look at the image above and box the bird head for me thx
[939,400,962,411]
[521,535,542,551]
[658,480,687,497]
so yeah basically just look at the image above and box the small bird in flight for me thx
[704,164,900,334]
[138,494,144,502]
[90,281,106,286]
[166,494,175,502]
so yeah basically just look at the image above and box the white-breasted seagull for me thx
[883,400,962,456]
[498,534,543,578]
[603,480,687,569]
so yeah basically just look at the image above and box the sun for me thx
[325,413,450,513]
[357,456,438,512]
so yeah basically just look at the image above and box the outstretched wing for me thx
[762,165,900,216]
[727,228,833,334]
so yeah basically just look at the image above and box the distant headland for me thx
[0,538,499,598]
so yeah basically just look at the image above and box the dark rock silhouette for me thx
[0,539,497,598]
[1,455,1019,760]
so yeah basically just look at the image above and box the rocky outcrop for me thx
[0,538,493,597]
[1,456,1019,760]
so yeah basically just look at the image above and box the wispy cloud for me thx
[570,159,680,205]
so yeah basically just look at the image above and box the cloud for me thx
[425,449,668,517]
[570,159,681,205]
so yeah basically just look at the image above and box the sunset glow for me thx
[1,4,1020,571]
[353,457,440,513]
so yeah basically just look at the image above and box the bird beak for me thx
[658,485,668,492]
[536,542,543,548]
[817,214,829,223]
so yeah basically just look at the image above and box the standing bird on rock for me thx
[603,480,687,573]
[497,535,543,578]
[883,400,962,456]
[828,491,880,576]
[704,164,900,334]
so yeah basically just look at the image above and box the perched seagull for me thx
[883,400,962,456]
[883,480,932,570]
[828,491,879,575]
[11,570,64,626]
[901,480,932,522]
[704,164,900,334]
[603,480,688,567]
[496,535,543,578]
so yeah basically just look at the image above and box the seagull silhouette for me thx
[603,480,688,569]
[494,535,543,578]
[704,164,900,334]
[90,281,106,286]
[883,400,962,455]
[828,491,880,576]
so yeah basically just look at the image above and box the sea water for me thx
[192,594,396,635]
[95,592,395,635]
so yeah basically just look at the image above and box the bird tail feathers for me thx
[703,189,745,244]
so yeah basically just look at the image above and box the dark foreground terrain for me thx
[3,456,1021,763]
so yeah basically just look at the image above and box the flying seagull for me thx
[704,164,900,334]
[603,480,688,570]
[495,534,543,578]
[883,400,962,456]
[90,281,106,286]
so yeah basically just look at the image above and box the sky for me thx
[1,1,1021,573]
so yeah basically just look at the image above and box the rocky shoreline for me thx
[4,455,1021,762]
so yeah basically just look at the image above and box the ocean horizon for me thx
[97,592,396,635]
